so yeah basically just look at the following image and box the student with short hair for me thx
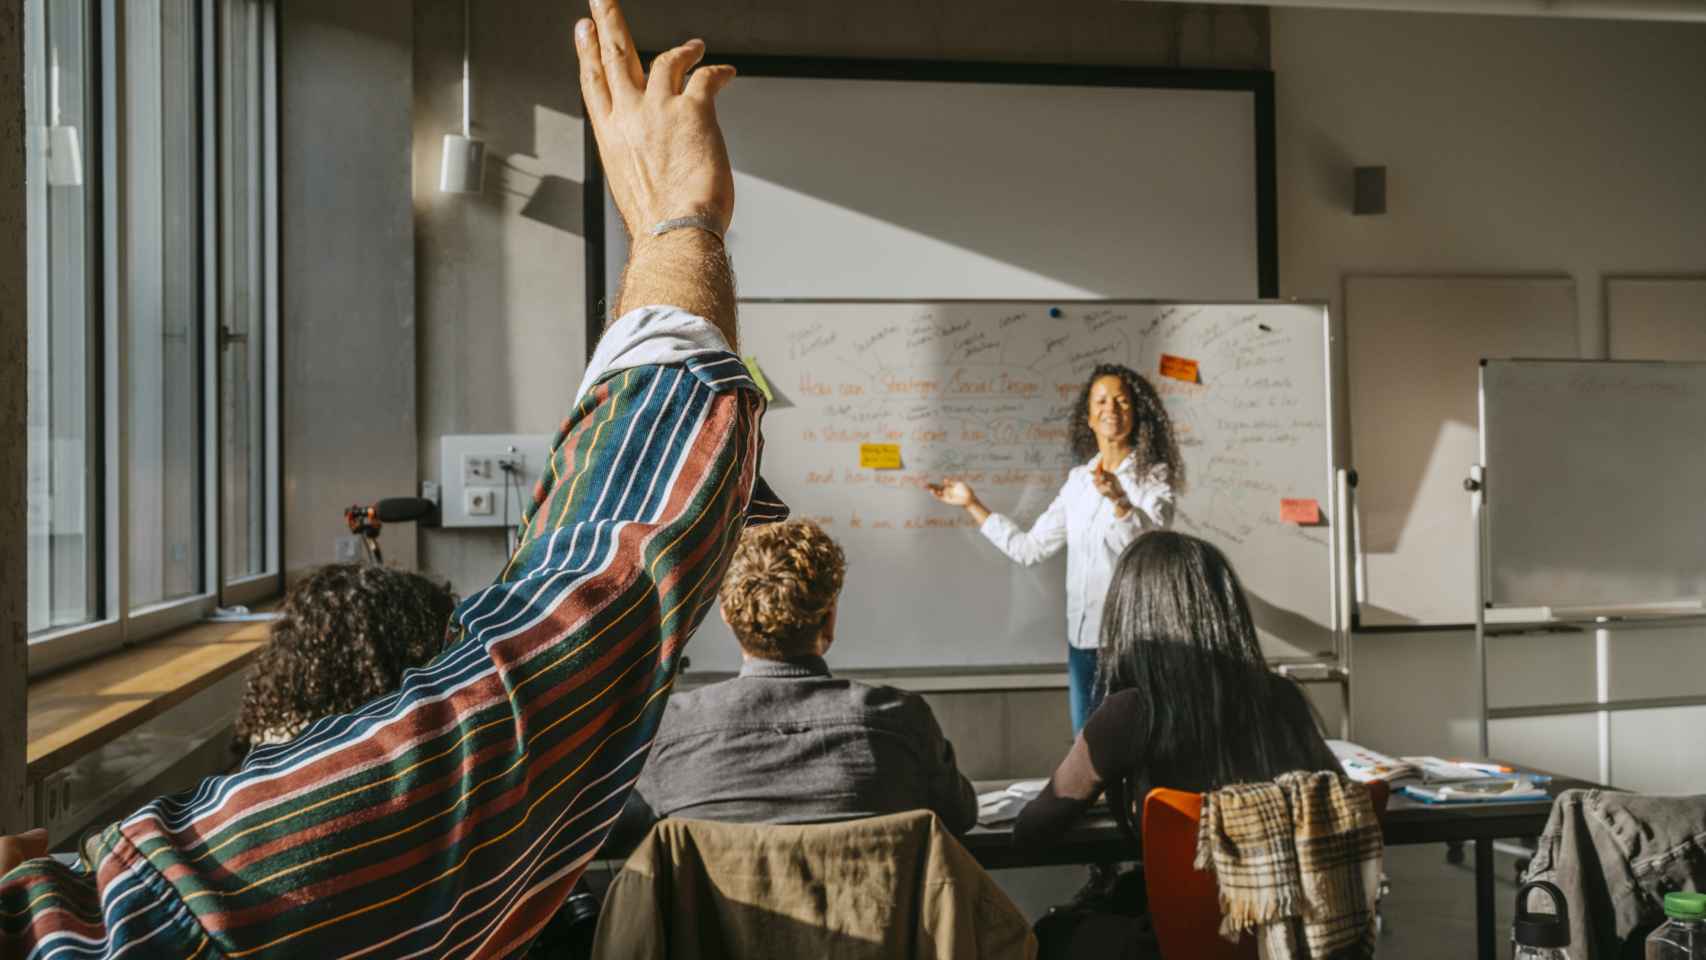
[634,520,980,834]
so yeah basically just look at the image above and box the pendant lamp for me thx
[440,0,484,194]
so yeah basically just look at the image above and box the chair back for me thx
[1143,788,1259,960]
[1141,780,1388,960]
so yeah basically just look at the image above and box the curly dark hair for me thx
[1066,363,1185,491]
[235,564,456,749]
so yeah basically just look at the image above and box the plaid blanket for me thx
[1195,770,1384,959]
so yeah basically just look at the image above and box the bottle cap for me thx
[1513,880,1570,948]
[1665,892,1706,920]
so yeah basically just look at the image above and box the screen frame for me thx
[582,54,1279,359]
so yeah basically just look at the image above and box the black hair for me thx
[1096,532,1327,831]
[1066,363,1185,490]
[236,564,455,749]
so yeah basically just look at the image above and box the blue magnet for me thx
[1048,307,1062,318]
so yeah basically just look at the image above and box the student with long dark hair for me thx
[929,363,1184,734]
[1014,531,1338,853]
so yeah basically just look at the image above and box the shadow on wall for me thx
[516,173,583,235]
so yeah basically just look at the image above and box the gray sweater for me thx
[634,656,979,834]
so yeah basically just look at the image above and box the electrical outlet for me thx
[463,454,495,483]
[465,487,495,517]
[334,535,361,563]
[441,434,552,527]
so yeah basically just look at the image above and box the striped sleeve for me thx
[1,356,767,959]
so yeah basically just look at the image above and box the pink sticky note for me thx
[1281,498,1321,525]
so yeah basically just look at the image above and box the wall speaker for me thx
[1354,165,1386,216]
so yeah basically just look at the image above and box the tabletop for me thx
[962,770,1608,870]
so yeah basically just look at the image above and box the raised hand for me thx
[575,0,736,237]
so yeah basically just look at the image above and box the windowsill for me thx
[26,615,273,779]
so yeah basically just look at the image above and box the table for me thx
[965,772,1605,960]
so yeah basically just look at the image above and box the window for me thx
[24,0,98,636]
[25,0,279,675]
[218,0,275,590]
[122,0,205,612]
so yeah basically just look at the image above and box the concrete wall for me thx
[1272,8,1706,783]
[2,0,29,833]
[280,0,418,578]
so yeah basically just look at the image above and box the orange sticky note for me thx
[1159,354,1200,383]
[1281,498,1321,525]
[859,443,902,470]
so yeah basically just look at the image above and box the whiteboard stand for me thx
[1335,466,1356,738]
[1468,463,1490,757]
[1472,358,1706,779]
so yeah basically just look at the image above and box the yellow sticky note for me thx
[742,356,774,402]
[859,443,902,470]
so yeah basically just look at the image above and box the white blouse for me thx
[979,454,1174,650]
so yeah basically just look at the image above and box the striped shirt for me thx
[1,308,780,959]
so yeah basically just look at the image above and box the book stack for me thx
[1327,740,1549,804]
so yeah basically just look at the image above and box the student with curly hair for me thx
[929,362,1183,734]
[632,520,978,833]
[235,563,457,749]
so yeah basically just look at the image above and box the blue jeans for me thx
[1067,645,1102,736]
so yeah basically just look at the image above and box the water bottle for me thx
[1512,880,1570,960]
[1647,891,1706,959]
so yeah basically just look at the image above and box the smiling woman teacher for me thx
[928,363,1184,734]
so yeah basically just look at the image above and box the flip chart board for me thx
[684,300,1341,673]
[1481,360,1706,609]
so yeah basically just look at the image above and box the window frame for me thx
[216,0,280,607]
[26,0,281,678]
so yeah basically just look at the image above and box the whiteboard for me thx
[685,300,1339,674]
[1481,360,1706,608]
[605,74,1261,301]
[1345,276,1577,626]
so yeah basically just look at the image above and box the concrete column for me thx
[1,0,31,833]
[278,0,417,577]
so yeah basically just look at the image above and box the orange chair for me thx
[1141,781,1389,960]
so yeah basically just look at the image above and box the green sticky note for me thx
[742,355,774,402]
